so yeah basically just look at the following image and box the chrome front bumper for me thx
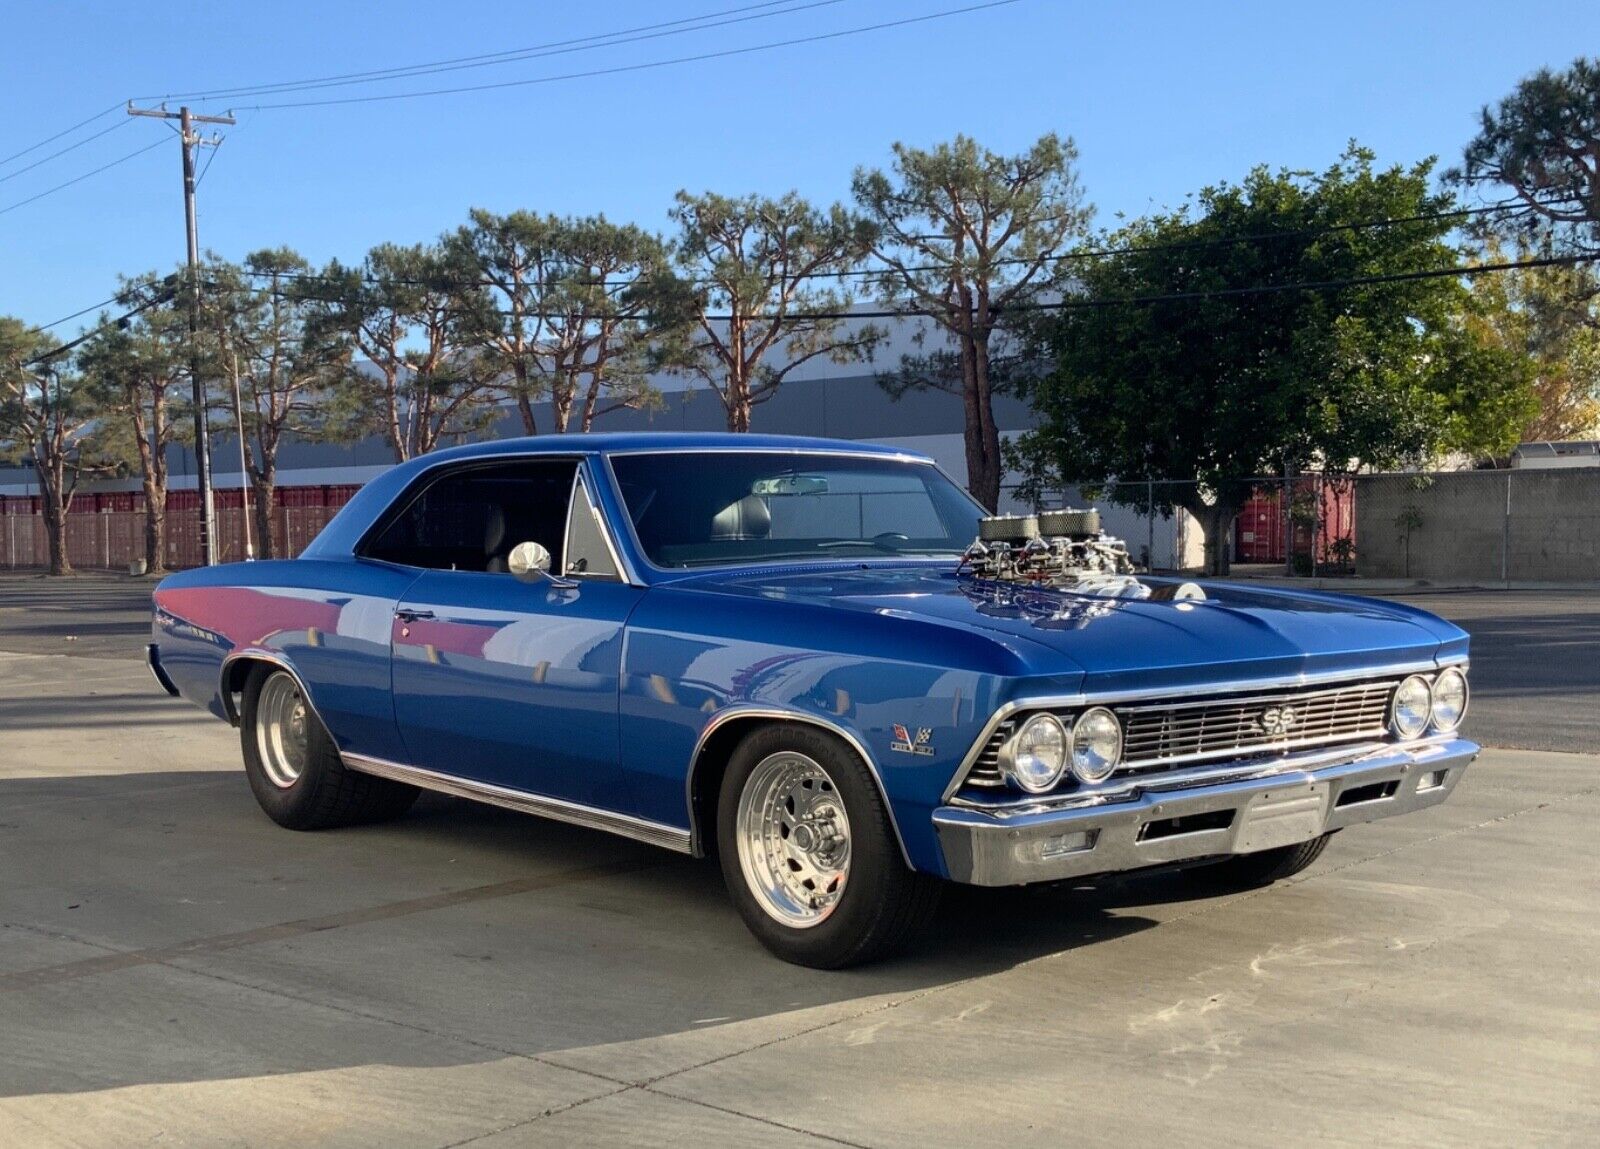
[933,737,1478,886]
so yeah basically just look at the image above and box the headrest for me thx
[483,504,507,554]
[710,494,771,541]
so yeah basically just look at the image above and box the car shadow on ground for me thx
[0,767,1175,1097]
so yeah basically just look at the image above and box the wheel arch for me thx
[218,649,325,734]
[685,706,911,868]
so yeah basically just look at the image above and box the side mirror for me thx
[507,541,553,583]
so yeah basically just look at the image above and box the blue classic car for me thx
[148,433,1477,967]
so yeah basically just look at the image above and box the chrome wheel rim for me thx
[735,751,851,928]
[255,672,310,789]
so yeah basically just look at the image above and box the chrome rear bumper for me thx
[933,737,1478,886]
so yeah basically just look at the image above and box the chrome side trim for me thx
[684,704,913,868]
[941,659,1470,802]
[343,752,693,855]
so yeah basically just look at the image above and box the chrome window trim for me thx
[560,464,630,583]
[353,452,646,587]
[599,448,975,578]
[343,752,692,854]
[941,658,1470,802]
[684,704,912,868]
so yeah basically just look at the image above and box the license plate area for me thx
[1236,782,1329,853]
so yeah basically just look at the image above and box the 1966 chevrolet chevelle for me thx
[148,433,1476,967]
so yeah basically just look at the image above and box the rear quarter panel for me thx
[152,558,419,761]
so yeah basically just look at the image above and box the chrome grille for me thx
[1118,679,1396,770]
[961,678,1399,791]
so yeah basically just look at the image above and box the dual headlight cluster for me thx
[997,708,1122,794]
[1390,668,1469,740]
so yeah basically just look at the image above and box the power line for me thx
[0,136,167,217]
[0,117,133,186]
[33,293,126,332]
[145,0,846,104]
[246,251,1600,323]
[226,196,1561,295]
[229,0,1023,110]
[29,252,1596,378]
[0,102,123,169]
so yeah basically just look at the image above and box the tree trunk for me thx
[966,332,1004,512]
[143,482,166,576]
[38,472,71,576]
[252,475,276,560]
[1201,501,1238,576]
[515,389,538,436]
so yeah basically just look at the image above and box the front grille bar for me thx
[963,677,1400,789]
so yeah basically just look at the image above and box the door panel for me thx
[390,570,645,807]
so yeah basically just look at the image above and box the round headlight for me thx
[1430,668,1468,732]
[1070,707,1123,783]
[999,713,1068,794]
[1390,675,1432,740]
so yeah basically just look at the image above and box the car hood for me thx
[669,564,1466,694]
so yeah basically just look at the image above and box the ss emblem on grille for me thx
[1259,705,1298,736]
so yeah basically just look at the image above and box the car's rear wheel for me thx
[716,724,940,968]
[1181,832,1334,891]
[240,665,418,830]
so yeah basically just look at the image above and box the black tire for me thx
[716,724,941,969]
[239,664,418,830]
[1181,832,1334,891]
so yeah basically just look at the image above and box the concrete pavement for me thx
[2,573,1598,1145]
[2,641,1597,1147]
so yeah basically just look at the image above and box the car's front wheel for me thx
[240,665,418,830]
[716,724,941,968]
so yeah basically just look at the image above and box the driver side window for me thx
[362,460,577,573]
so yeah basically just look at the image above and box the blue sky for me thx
[3,0,1596,333]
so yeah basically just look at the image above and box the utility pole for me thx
[127,102,235,566]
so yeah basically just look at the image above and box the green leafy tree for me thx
[204,250,350,558]
[667,190,881,432]
[450,209,557,435]
[853,133,1092,510]
[0,319,115,574]
[449,212,683,433]
[1014,147,1533,574]
[1463,236,1600,444]
[78,273,187,574]
[313,242,498,462]
[1454,57,1600,253]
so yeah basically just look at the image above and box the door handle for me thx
[394,608,435,623]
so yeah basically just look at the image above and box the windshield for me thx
[608,451,983,569]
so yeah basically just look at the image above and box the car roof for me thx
[417,431,929,463]
[297,432,938,565]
